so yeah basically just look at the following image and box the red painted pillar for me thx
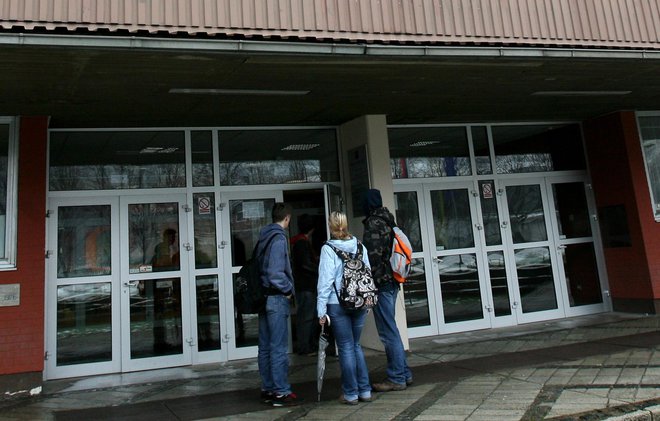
[0,116,48,396]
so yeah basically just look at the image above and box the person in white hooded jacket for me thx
[317,211,372,405]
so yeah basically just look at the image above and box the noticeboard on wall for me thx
[348,145,370,219]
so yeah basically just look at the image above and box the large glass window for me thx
[637,115,660,221]
[0,118,17,267]
[389,127,472,179]
[492,124,585,174]
[49,131,186,190]
[218,129,339,185]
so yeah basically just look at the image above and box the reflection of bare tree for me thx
[390,157,471,178]
[507,185,546,243]
[496,153,552,174]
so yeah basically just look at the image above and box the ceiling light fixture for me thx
[409,141,440,147]
[169,88,310,96]
[139,147,179,154]
[281,144,320,151]
[532,91,631,96]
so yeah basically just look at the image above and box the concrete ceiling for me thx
[1,42,660,128]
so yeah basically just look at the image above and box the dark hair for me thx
[272,202,292,223]
[298,214,315,234]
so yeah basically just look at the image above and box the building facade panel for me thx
[583,112,656,313]
[2,0,660,48]
[0,117,47,377]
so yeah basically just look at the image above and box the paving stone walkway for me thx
[1,313,659,420]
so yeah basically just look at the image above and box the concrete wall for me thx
[0,116,48,397]
[583,111,660,314]
[338,115,410,350]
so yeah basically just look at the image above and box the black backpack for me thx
[326,241,378,311]
[234,235,278,314]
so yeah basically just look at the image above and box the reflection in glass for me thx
[230,198,275,348]
[401,258,430,327]
[492,124,585,174]
[230,199,275,266]
[638,116,660,218]
[197,275,221,351]
[430,189,474,250]
[561,244,603,307]
[394,192,423,252]
[49,131,186,190]
[128,203,180,273]
[57,205,111,278]
[192,131,214,187]
[218,129,339,185]
[389,126,472,178]
[552,183,592,238]
[506,185,548,244]
[233,273,259,347]
[193,193,217,269]
[515,247,557,313]
[130,278,183,358]
[0,124,8,258]
[57,283,112,365]
[472,126,492,175]
[479,180,501,246]
[437,254,483,323]
[487,252,511,316]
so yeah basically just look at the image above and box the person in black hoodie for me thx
[291,214,319,355]
[362,189,413,392]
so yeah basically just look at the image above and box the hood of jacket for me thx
[326,236,359,254]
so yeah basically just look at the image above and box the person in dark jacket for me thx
[362,189,413,392]
[291,214,319,355]
[256,202,299,407]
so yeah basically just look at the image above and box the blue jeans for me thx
[327,304,371,401]
[372,282,412,385]
[258,295,291,395]
[295,290,316,354]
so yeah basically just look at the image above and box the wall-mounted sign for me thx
[0,284,20,307]
[482,182,494,199]
[198,196,211,214]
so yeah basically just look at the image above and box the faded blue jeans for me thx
[258,295,292,395]
[327,304,371,401]
[372,281,412,385]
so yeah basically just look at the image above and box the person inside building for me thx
[291,213,319,356]
[317,211,372,405]
[362,189,413,392]
[256,203,299,407]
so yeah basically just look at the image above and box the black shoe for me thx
[406,377,414,386]
[261,390,275,404]
[272,392,300,407]
[372,380,407,392]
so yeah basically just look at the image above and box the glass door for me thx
[499,179,564,323]
[394,186,438,338]
[45,197,120,379]
[546,176,609,316]
[119,194,192,371]
[424,182,490,334]
[219,191,283,360]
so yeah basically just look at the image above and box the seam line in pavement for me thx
[392,381,457,421]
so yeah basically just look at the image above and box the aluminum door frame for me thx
[44,196,121,380]
[119,194,193,372]
[498,178,566,324]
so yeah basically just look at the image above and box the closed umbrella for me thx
[317,319,331,402]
